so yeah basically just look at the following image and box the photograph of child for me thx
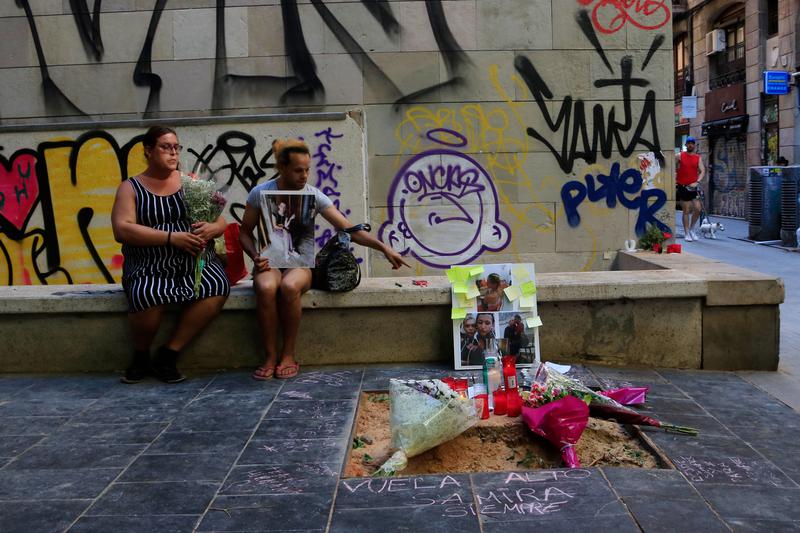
[257,190,317,268]
[457,312,500,368]
[475,264,512,312]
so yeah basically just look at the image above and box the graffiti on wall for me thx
[379,128,511,268]
[11,0,470,119]
[577,0,671,35]
[0,128,352,285]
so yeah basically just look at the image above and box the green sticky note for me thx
[526,316,543,328]
[454,293,475,309]
[468,265,484,277]
[466,284,481,299]
[446,268,459,282]
[521,281,537,296]
[454,266,471,281]
[519,295,536,308]
[453,281,468,294]
[503,285,521,302]
[512,265,530,280]
[451,307,468,319]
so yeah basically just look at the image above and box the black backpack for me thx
[312,224,370,292]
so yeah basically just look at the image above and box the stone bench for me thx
[0,253,783,373]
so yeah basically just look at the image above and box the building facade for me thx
[674,0,798,218]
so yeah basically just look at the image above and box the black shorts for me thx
[676,184,699,202]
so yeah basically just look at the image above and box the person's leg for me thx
[681,199,692,239]
[689,198,702,235]
[253,268,283,377]
[166,295,227,352]
[276,268,312,377]
[122,306,164,383]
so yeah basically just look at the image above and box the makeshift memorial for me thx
[493,387,508,415]
[521,395,589,468]
[525,363,698,435]
[638,224,673,252]
[373,378,479,476]
[181,171,228,295]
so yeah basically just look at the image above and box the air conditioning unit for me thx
[780,166,800,246]
[747,167,781,241]
[706,29,726,55]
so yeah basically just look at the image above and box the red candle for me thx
[492,388,507,415]
[506,390,522,417]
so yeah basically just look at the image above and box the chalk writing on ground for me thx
[675,456,791,487]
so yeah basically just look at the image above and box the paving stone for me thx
[5,443,146,470]
[198,493,332,531]
[69,514,199,533]
[0,435,42,457]
[180,392,275,414]
[146,430,250,456]
[697,484,800,522]
[0,416,69,436]
[119,454,233,483]
[43,422,168,445]
[87,481,219,516]
[631,382,687,399]
[330,504,481,533]
[728,424,800,445]
[0,500,89,533]
[635,397,707,416]
[0,398,97,417]
[0,467,121,500]
[277,370,362,400]
[205,372,285,395]
[18,375,117,399]
[336,474,472,509]
[638,413,735,438]
[238,438,346,465]
[220,463,339,496]
[589,367,668,385]
[481,515,640,533]
[658,370,746,385]
[724,518,800,532]
[623,496,730,532]
[265,399,357,419]
[253,417,352,441]
[695,405,800,429]
[0,377,36,397]
[168,410,265,432]
[361,366,451,390]
[72,401,186,424]
[602,467,695,498]
[645,433,762,460]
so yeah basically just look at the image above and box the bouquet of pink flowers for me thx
[181,170,227,295]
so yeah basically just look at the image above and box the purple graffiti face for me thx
[379,147,510,268]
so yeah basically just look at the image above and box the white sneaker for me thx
[691,230,700,241]
[684,232,693,242]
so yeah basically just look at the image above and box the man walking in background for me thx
[676,137,705,242]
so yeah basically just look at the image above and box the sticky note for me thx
[466,284,481,299]
[451,308,468,319]
[454,293,475,309]
[468,265,484,277]
[526,316,543,328]
[446,268,459,282]
[453,266,471,281]
[519,295,536,308]
[512,265,530,280]
[521,281,537,296]
[453,281,468,294]
[503,285,521,302]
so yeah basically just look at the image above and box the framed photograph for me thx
[452,263,541,370]
[257,190,317,268]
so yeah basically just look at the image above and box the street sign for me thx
[764,70,791,95]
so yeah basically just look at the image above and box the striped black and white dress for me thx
[121,177,230,313]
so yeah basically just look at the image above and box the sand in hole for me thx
[345,392,661,477]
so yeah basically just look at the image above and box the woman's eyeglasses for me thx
[157,143,183,153]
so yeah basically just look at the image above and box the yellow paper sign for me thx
[526,316,543,328]
[512,265,530,281]
[503,285,521,302]
[466,284,481,299]
[519,295,536,308]
[521,281,537,296]
[451,308,468,319]
[453,281,468,294]
[469,265,485,277]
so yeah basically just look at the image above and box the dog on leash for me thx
[699,217,725,239]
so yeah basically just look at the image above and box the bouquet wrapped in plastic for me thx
[181,170,228,294]
[374,379,479,476]
[521,395,589,468]
[600,387,648,405]
[524,363,698,436]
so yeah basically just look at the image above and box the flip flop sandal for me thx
[252,366,275,381]
[276,362,300,379]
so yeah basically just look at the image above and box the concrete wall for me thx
[0,1,675,284]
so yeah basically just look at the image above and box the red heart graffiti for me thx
[0,152,39,232]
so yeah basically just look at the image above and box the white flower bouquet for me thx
[181,170,227,295]
[374,378,479,476]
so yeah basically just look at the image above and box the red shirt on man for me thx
[676,152,701,186]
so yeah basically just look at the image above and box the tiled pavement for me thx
[1,365,799,532]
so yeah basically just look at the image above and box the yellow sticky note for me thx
[454,293,475,308]
[521,281,537,296]
[503,285,521,302]
[512,265,530,280]
[451,308,468,320]
[446,268,459,282]
[453,281,468,294]
[526,316,543,328]
[468,265,484,277]
[466,284,481,299]
[519,295,536,308]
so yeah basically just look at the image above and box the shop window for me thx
[763,94,779,165]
